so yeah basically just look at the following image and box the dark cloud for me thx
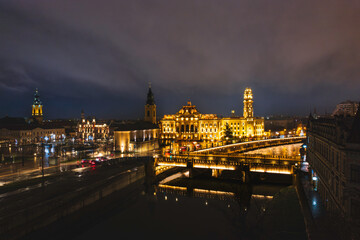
[0,0,359,119]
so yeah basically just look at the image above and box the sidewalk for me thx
[296,171,342,240]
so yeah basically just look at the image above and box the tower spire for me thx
[32,88,43,123]
[145,84,156,124]
[146,84,155,105]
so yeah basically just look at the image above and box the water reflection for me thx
[151,170,280,233]
[75,162,302,240]
[23,152,306,240]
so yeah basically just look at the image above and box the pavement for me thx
[296,171,343,240]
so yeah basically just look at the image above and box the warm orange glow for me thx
[252,194,274,199]
[194,188,235,196]
[157,162,187,167]
[193,164,236,170]
[158,184,187,191]
[250,167,292,174]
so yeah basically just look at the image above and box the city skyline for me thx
[1,0,360,119]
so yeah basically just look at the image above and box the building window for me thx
[350,165,360,183]
[351,199,360,219]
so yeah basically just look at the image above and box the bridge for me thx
[156,153,300,176]
[155,137,306,180]
[194,136,306,154]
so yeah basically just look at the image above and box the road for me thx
[0,155,152,239]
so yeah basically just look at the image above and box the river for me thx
[23,143,307,240]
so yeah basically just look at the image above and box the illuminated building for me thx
[243,88,253,118]
[0,117,65,144]
[113,85,159,153]
[77,111,109,141]
[332,100,359,117]
[113,122,159,153]
[160,88,265,150]
[144,84,157,124]
[0,126,65,144]
[0,90,67,144]
[307,108,360,223]
[32,88,43,123]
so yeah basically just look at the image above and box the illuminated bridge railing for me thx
[194,136,306,154]
[156,154,301,174]
[164,153,300,161]
[186,153,300,161]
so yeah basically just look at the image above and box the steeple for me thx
[145,83,156,124]
[146,82,155,105]
[33,88,42,105]
[32,88,43,123]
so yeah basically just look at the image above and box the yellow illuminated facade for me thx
[77,112,109,141]
[243,88,253,118]
[32,88,43,122]
[160,88,265,149]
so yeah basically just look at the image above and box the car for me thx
[81,159,90,164]
[100,157,108,161]
[95,157,106,162]
[90,159,102,165]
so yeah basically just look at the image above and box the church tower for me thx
[243,88,253,119]
[32,88,43,123]
[145,83,156,124]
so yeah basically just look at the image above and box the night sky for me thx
[0,0,359,120]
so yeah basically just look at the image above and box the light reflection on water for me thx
[74,167,305,240]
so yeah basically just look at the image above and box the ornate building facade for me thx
[307,109,360,225]
[160,88,265,149]
[77,111,109,141]
[32,88,43,123]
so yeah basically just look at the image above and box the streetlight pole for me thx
[41,143,45,187]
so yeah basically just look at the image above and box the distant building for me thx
[0,116,65,144]
[160,88,265,149]
[32,88,43,123]
[332,100,359,117]
[264,116,307,137]
[77,111,109,141]
[307,108,360,224]
[113,85,159,153]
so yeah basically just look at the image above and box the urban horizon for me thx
[1,86,355,120]
[0,1,359,239]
